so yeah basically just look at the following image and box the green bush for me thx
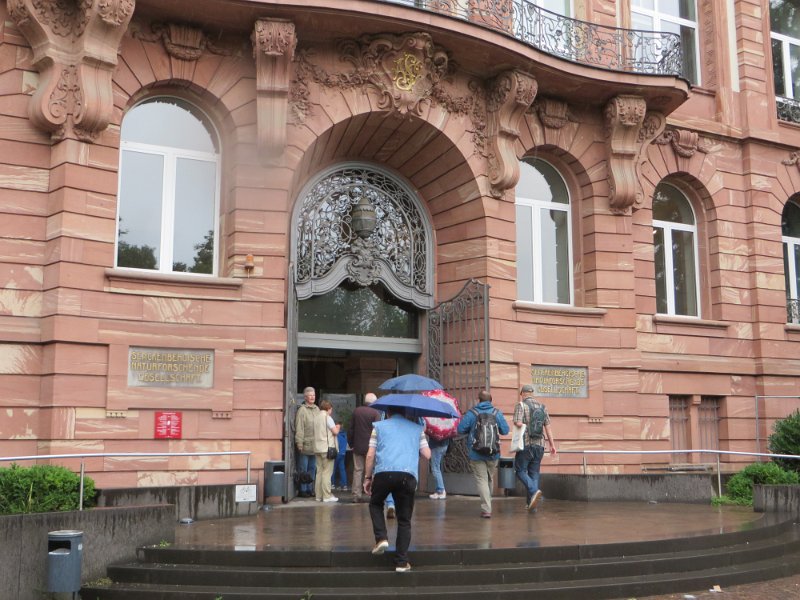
[716,462,800,506]
[0,464,96,514]
[768,409,800,473]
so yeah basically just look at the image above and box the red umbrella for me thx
[421,390,462,441]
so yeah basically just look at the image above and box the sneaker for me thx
[371,540,389,555]
[395,562,412,573]
[429,492,441,499]
[386,506,396,519]
[323,496,339,503]
[430,491,446,499]
[528,490,543,511]
[480,511,492,519]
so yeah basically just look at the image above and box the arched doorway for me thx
[284,163,435,498]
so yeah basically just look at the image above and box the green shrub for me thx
[0,464,96,514]
[718,462,799,506]
[768,409,800,473]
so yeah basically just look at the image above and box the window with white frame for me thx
[534,0,571,15]
[631,0,699,84]
[515,159,573,305]
[771,1,800,100]
[652,183,700,317]
[116,98,220,275]
[783,199,800,324]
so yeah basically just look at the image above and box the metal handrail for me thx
[379,0,684,77]
[559,448,800,498]
[0,451,252,511]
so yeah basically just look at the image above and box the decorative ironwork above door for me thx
[294,164,434,309]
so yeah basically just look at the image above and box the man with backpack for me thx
[457,389,510,518]
[514,384,557,512]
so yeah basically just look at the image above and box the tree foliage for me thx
[768,409,800,473]
[0,464,96,514]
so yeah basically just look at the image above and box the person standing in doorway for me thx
[314,399,340,502]
[294,386,319,498]
[364,406,430,573]
[457,390,510,518]
[514,384,557,511]
[348,392,381,503]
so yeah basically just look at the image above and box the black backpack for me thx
[524,399,546,440]
[470,408,500,456]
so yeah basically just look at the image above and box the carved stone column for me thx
[486,70,538,198]
[252,19,297,165]
[8,0,135,141]
[604,95,665,214]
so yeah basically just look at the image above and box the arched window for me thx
[652,183,700,316]
[515,159,573,305]
[116,98,220,275]
[782,199,800,323]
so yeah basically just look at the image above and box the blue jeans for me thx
[331,454,347,487]
[514,444,545,503]
[297,453,316,495]
[429,441,449,492]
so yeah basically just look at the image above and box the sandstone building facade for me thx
[1,0,799,495]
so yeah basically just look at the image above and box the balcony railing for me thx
[788,298,800,324]
[777,96,800,124]
[381,0,684,77]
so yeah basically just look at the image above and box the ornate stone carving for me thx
[338,32,449,115]
[252,19,297,164]
[346,238,382,287]
[486,69,538,197]
[783,151,800,170]
[9,0,135,141]
[653,128,710,158]
[604,95,665,214]
[533,97,572,129]
[131,21,235,61]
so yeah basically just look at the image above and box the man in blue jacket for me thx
[457,389,510,518]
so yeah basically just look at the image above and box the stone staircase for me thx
[81,518,800,599]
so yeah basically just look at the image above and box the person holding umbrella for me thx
[363,405,431,573]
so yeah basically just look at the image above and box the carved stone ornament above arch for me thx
[532,97,574,129]
[783,150,800,171]
[604,95,666,214]
[293,164,434,309]
[8,0,135,141]
[252,18,297,165]
[130,21,236,61]
[653,128,710,158]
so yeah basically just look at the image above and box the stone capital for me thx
[252,18,297,164]
[486,69,538,197]
[9,0,135,141]
[604,95,665,214]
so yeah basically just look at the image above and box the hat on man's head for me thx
[520,384,535,394]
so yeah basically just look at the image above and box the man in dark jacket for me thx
[348,392,380,503]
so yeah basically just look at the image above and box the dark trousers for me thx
[369,471,417,565]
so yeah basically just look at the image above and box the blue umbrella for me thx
[378,373,443,393]
[371,393,460,419]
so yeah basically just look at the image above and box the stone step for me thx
[104,528,800,589]
[81,550,800,600]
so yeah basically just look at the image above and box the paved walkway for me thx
[175,494,760,550]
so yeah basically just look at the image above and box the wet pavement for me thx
[175,494,760,551]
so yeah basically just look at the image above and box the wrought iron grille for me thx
[427,279,490,414]
[668,395,690,463]
[788,298,800,324]
[379,0,684,77]
[777,96,800,124]
[699,396,721,452]
[295,166,430,299]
